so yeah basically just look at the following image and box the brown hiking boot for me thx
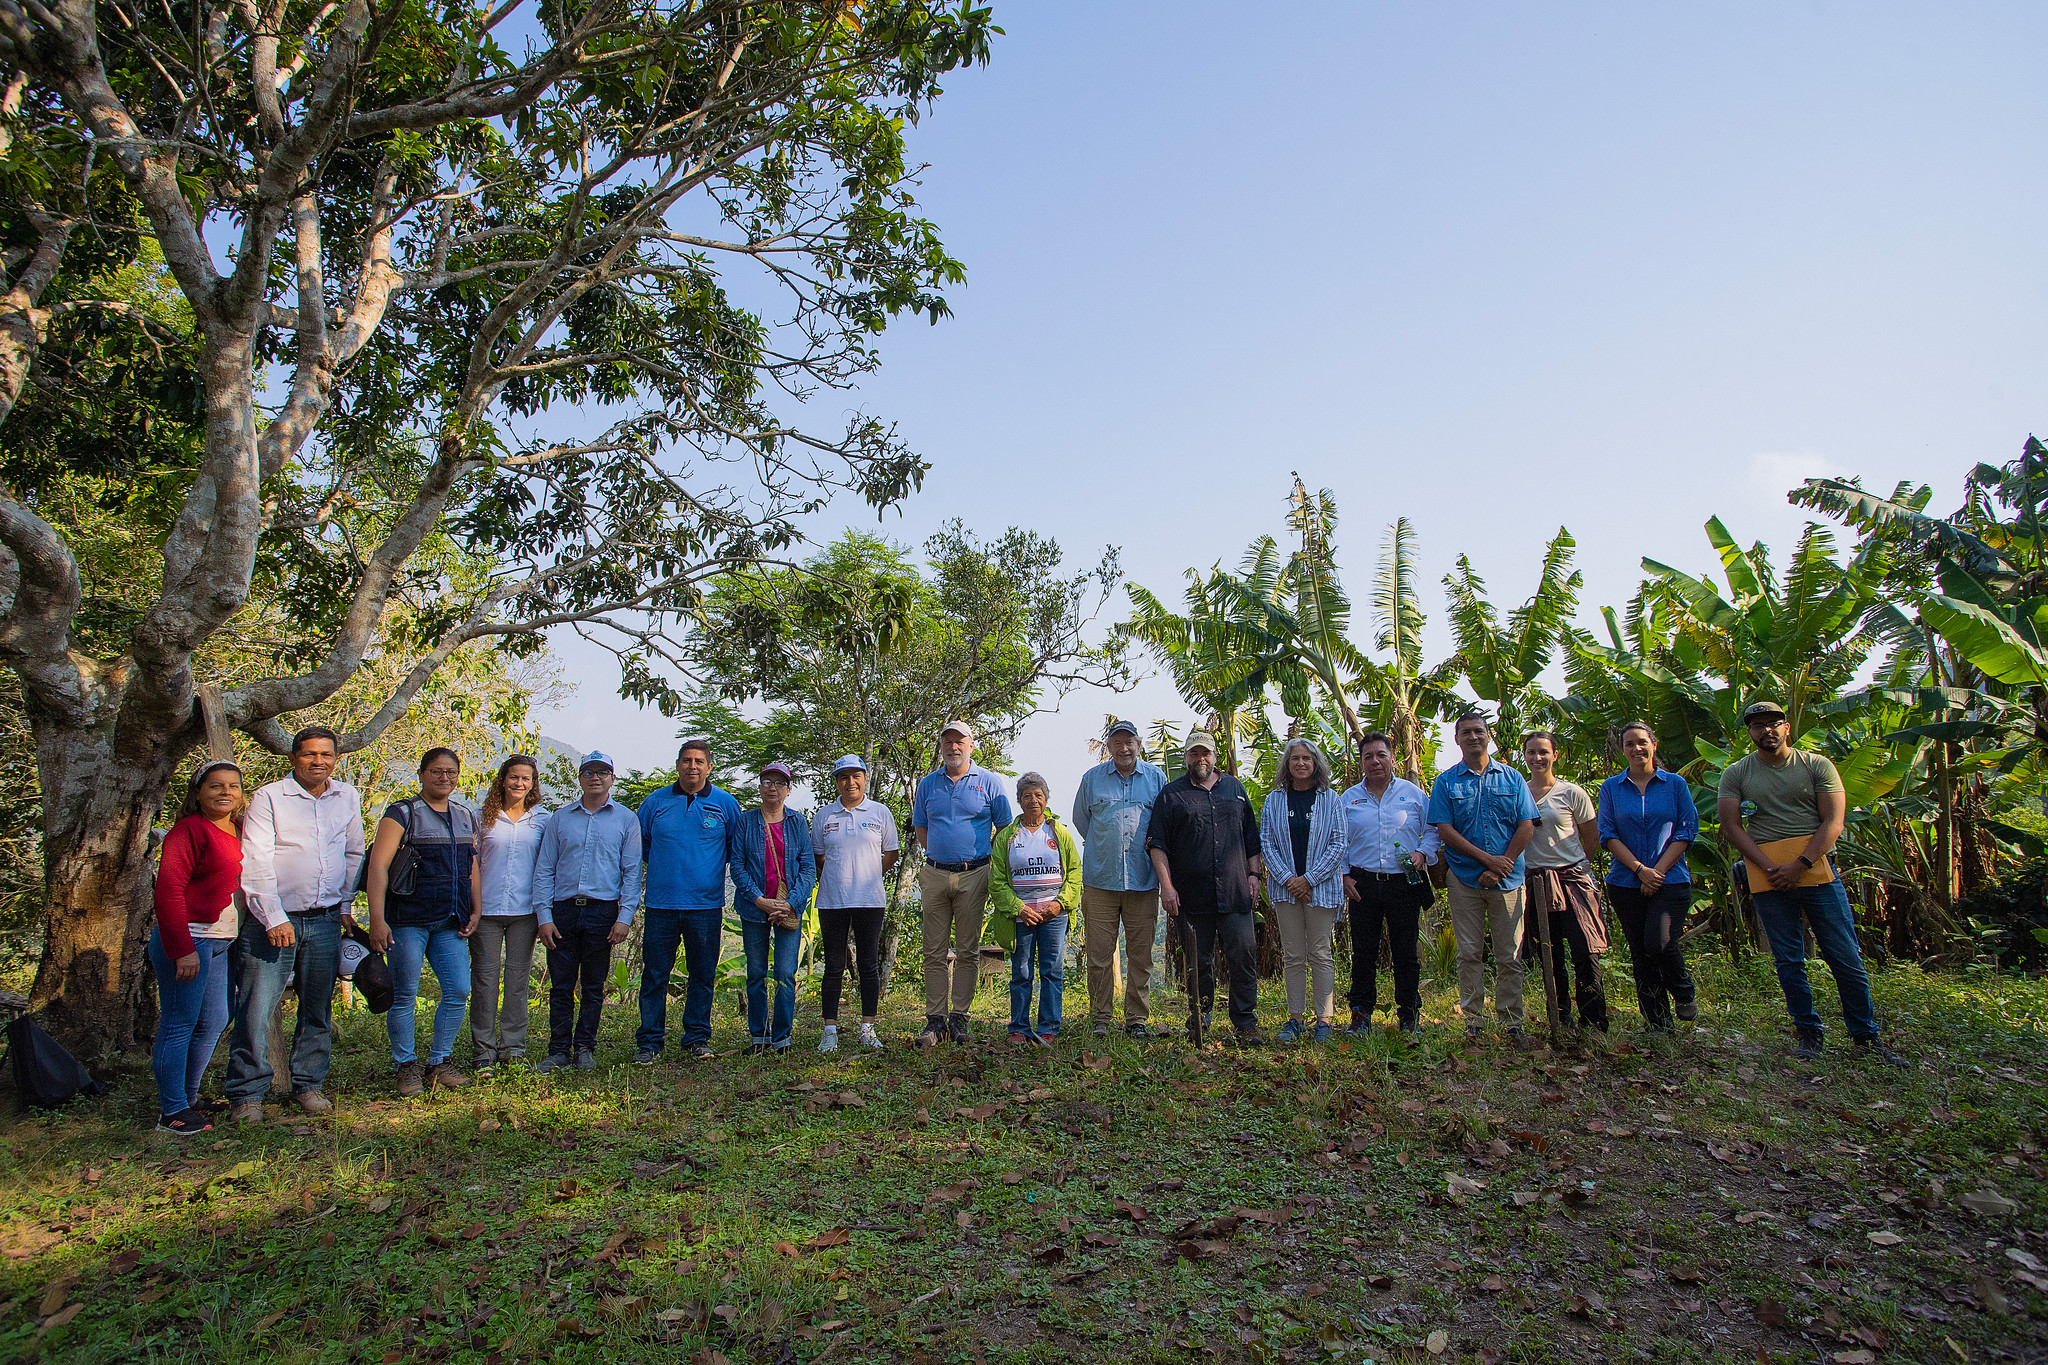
[428,1063,469,1090]
[229,1100,265,1125]
[291,1089,332,1114]
[395,1059,426,1097]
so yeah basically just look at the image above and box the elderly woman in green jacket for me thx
[991,771,1084,1047]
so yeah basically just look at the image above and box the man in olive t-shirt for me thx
[1717,700,1905,1065]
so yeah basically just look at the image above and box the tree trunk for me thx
[29,777,169,1057]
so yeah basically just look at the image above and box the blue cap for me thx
[832,753,867,775]
[1104,718,1140,739]
[579,750,616,773]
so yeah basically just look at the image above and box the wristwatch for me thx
[1795,854,1814,869]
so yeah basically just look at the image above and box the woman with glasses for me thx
[470,755,549,1073]
[365,747,481,1095]
[731,761,816,1054]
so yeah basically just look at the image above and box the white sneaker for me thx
[817,1026,839,1053]
[858,1023,883,1050]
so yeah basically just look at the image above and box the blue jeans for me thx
[387,922,473,1065]
[147,929,232,1116]
[1752,879,1879,1040]
[227,910,341,1101]
[639,907,722,1051]
[1009,911,1068,1036]
[742,918,801,1048]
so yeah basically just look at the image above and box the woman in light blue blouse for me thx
[1259,739,1350,1043]
[1596,721,1699,1033]
[471,755,550,1074]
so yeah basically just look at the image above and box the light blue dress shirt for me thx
[1339,777,1442,874]
[1069,759,1167,891]
[477,806,549,917]
[1424,759,1539,891]
[1597,768,1700,888]
[533,798,644,925]
[911,765,1014,864]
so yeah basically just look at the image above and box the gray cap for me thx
[1741,699,1787,724]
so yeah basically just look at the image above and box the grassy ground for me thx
[1,947,2045,1364]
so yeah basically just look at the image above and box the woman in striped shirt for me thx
[991,772,1083,1047]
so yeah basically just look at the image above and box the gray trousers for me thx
[469,913,539,1061]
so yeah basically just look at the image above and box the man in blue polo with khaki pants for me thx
[912,720,1013,1046]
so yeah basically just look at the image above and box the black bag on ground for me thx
[340,924,395,1014]
[5,1013,108,1111]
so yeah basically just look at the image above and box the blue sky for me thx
[535,1,2048,805]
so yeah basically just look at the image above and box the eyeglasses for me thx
[422,766,461,778]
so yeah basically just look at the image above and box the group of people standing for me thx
[143,700,1905,1134]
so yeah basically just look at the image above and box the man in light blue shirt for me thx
[532,752,643,1070]
[910,720,1014,1046]
[1338,731,1440,1034]
[1070,718,1167,1037]
[1424,711,1538,1041]
[634,738,743,1063]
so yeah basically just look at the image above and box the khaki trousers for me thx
[1081,886,1159,1026]
[1273,900,1338,1021]
[1446,875,1527,1027]
[919,862,991,1016]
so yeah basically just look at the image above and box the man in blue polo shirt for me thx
[911,720,1014,1047]
[1425,710,1538,1043]
[636,737,743,1061]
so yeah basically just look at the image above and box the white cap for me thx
[940,719,973,739]
[579,750,616,772]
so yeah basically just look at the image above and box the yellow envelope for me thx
[1744,836,1835,894]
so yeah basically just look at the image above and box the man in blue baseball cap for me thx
[531,751,642,1071]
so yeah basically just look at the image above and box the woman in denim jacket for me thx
[730,761,817,1054]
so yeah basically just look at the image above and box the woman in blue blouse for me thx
[1597,721,1699,1033]
[730,761,817,1054]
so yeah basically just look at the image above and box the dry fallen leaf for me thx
[804,1227,851,1250]
[1960,1188,2018,1217]
[1512,1191,1540,1207]
[1756,1299,1787,1327]
[1425,1328,1450,1355]
[365,1196,393,1214]
[1866,1230,1905,1247]
[773,1241,799,1257]
[37,1276,74,1319]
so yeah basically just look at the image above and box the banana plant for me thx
[1442,527,1584,755]
[1356,516,1462,783]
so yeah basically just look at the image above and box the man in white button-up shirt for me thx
[227,726,364,1123]
[1338,731,1440,1035]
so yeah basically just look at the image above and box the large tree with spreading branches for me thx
[0,0,994,1051]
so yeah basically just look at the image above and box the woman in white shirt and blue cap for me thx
[810,754,899,1052]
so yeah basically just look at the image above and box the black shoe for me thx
[745,1042,771,1056]
[633,1047,658,1065]
[534,1052,571,1073]
[157,1107,212,1136]
[1397,1012,1419,1034]
[1853,1037,1908,1068]
[918,1016,945,1048]
[947,1012,971,1045]
[1674,1000,1698,1022]
[191,1097,230,1115]
[1793,1027,1825,1061]
[1125,1022,1154,1039]
[686,1043,715,1060]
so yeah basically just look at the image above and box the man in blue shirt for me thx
[533,752,644,1070]
[911,720,1014,1046]
[636,737,744,1062]
[1425,711,1538,1042]
[1070,718,1167,1037]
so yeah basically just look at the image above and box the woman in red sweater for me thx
[150,760,247,1134]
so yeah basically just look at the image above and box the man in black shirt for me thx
[1147,730,1266,1045]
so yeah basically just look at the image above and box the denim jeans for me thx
[547,898,618,1056]
[638,907,722,1052]
[1009,911,1068,1036]
[1752,878,1879,1040]
[386,921,473,1065]
[147,929,232,1116]
[741,918,801,1047]
[226,909,341,1101]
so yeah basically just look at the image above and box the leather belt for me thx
[927,856,990,873]
[299,902,347,916]
[1351,869,1412,883]
[563,895,618,908]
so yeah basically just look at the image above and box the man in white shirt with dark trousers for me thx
[1339,731,1440,1035]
